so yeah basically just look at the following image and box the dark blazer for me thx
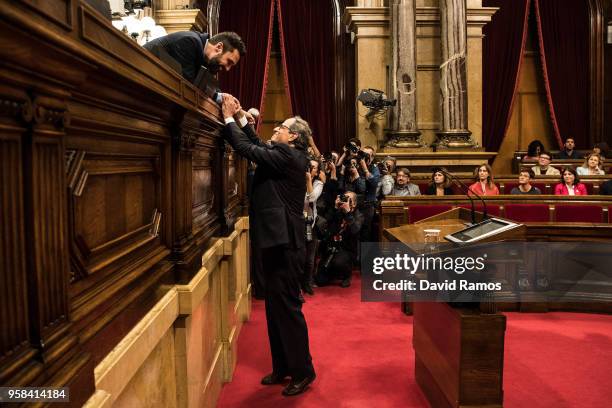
[144,31,210,83]
[425,184,453,195]
[225,122,308,249]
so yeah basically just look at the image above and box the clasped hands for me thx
[221,93,256,125]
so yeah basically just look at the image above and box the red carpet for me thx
[217,273,612,407]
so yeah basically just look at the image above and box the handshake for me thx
[220,93,259,126]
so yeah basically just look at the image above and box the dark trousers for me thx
[315,248,353,285]
[261,245,315,380]
[302,235,319,289]
[250,240,265,299]
[360,204,376,242]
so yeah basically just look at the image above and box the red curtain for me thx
[482,0,531,153]
[218,0,275,132]
[534,0,590,149]
[277,0,335,153]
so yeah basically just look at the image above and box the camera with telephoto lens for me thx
[356,149,369,161]
[376,161,388,174]
[339,194,349,203]
[323,152,333,162]
[345,142,360,155]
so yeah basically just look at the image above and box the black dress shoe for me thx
[282,374,316,396]
[303,284,314,295]
[261,372,288,385]
[340,278,351,288]
[298,292,305,303]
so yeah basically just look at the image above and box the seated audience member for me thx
[379,156,397,196]
[576,153,605,175]
[592,142,609,159]
[554,167,588,196]
[557,137,577,159]
[600,179,612,195]
[390,168,420,196]
[523,139,545,161]
[469,164,499,195]
[510,168,541,194]
[426,168,453,196]
[315,192,363,288]
[532,152,560,176]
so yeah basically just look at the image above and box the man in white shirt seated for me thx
[532,152,560,176]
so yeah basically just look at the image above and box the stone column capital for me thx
[155,9,208,34]
[343,7,390,38]
[414,6,497,28]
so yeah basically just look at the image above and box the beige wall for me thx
[260,52,291,141]
[346,1,495,150]
[83,218,251,408]
[492,31,556,175]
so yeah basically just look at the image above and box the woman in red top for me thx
[554,167,588,196]
[469,164,499,195]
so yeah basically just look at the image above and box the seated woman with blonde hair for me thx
[469,163,499,195]
[576,153,605,176]
[554,167,588,196]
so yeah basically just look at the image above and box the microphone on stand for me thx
[433,167,488,226]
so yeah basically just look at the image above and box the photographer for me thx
[378,156,397,197]
[338,157,366,196]
[358,146,381,242]
[317,153,340,215]
[336,138,361,167]
[315,192,363,288]
[303,160,325,295]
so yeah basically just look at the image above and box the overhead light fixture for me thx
[111,6,167,45]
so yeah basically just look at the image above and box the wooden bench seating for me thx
[404,174,612,195]
[512,151,612,174]
[379,195,612,228]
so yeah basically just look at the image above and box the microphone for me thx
[434,167,488,226]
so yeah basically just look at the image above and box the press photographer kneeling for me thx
[315,191,363,288]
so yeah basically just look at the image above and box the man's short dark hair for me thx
[209,31,246,56]
[519,167,534,179]
[539,151,551,159]
[397,167,411,177]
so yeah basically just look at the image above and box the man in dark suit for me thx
[221,95,316,396]
[144,31,245,82]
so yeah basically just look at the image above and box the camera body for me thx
[304,213,315,242]
[376,161,388,175]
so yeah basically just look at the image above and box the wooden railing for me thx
[0,1,248,404]
[380,195,612,231]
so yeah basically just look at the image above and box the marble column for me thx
[344,5,390,148]
[386,0,422,148]
[436,0,475,149]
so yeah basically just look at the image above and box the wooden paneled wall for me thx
[0,1,247,405]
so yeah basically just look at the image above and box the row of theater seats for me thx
[409,177,611,195]
[407,203,610,224]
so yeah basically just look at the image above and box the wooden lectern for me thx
[384,208,526,408]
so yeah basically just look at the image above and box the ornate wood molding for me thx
[589,0,604,145]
